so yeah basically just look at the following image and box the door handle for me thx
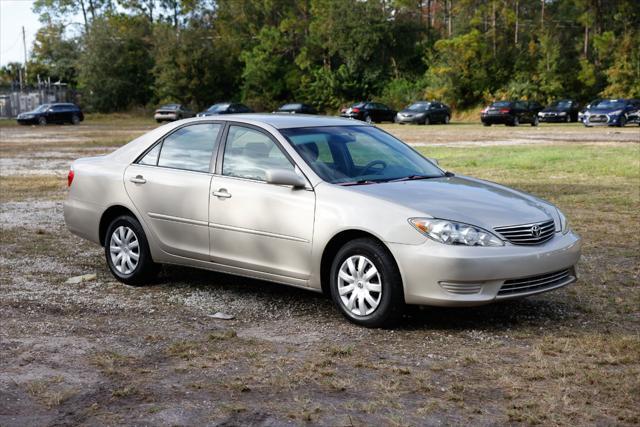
[130,175,146,184]
[212,189,232,198]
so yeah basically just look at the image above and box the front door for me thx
[124,122,222,260]
[209,124,315,280]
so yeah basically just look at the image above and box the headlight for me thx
[559,112,567,116]
[538,112,544,116]
[609,110,623,116]
[409,218,504,247]
[556,209,570,234]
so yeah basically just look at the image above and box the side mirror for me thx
[265,169,307,188]
[427,157,439,166]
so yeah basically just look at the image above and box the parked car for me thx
[582,99,640,127]
[274,103,317,115]
[626,103,640,126]
[64,114,581,327]
[154,104,194,122]
[340,102,396,123]
[538,99,580,123]
[197,103,253,117]
[16,103,84,125]
[481,100,540,126]
[395,101,451,125]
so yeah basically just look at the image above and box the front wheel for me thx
[531,116,539,127]
[617,116,626,127]
[443,115,450,124]
[483,122,491,127]
[105,215,159,286]
[423,116,430,125]
[329,238,403,327]
[38,116,47,126]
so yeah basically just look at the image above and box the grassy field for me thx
[0,119,639,425]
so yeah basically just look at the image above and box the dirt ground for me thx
[1,119,639,426]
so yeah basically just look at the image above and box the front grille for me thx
[494,219,555,245]
[498,269,573,296]
[589,114,608,123]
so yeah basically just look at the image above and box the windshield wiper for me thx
[388,173,452,182]
[338,179,381,186]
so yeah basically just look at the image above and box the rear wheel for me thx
[365,115,373,124]
[71,114,80,125]
[531,116,539,127]
[483,122,491,127]
[510,116,520,126]
[329,238,403,327]
[105,215,159,286]
[566,115,571,123]
[423,116,430,125]
[617,116,626,127]
[444,115,450,124]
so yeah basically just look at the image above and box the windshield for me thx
[594,99,626,110]
[407,102,430,111]
[207,103,230,112]
[491,101,512,108]
[34,104,50,112]
[550,100,572,108]
[280,126,444,184]
[280,103,301,111]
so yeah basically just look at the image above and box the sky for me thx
[0,0,42,66]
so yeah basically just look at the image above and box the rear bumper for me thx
[340,113,362,121]
[481,114,511,124]
[154,113,178,121]
[387,231,582,307]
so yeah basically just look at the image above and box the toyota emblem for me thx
[531,224,541,237]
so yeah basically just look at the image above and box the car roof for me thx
[186,113,365,129]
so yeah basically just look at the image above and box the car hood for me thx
[346,176,555,230]
[587,107,624,114]
[542,107,570,113]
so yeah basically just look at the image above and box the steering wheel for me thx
[361,160,387,175]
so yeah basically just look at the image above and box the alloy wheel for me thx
[337,255,382,316]
[109,225,140,275]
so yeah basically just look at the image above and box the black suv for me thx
[481,101,541,126]
[17,103,84,125]
[395,101,451,125]
[538,99,580,123]
[340,102,397,123]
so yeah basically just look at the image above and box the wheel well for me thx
[99,205,137,246]
[320,230,396,296]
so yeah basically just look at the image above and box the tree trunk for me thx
[87,0,96,21]
[447,0,453,37]
[583,25,589,56]
[492,0,496,57]
[540,0,545,30]
[79,0,88,31]
[514,0,519,46]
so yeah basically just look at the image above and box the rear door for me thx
[209,124,315,279]
[124,122,222,260]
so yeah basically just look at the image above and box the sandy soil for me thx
[0,120,638,426]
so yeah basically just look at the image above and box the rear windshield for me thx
[279,104,302,110]
[350,102,366,108]
[160,104,179,110]
[491,101,512,107]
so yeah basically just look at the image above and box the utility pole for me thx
[22,26,28,86]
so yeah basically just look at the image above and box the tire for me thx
[38,116,47,126]
[617,116,626,127]
[364,115,373,124]
[483,122,491,127]
[531,116,539,127]
[156,119,162,123]
[423,116,430,125]
[71,114,80,125]
[566,115,571,123]
[444,115,450,124]
[329,238,403,328]
[105,215,159,286]
[510,116,519,126]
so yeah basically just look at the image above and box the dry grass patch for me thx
[0,175,65,202]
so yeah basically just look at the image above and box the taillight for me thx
[68,168,74,187]
[352,107,360,113]
[481,107,489,113]
[499,108,510,113]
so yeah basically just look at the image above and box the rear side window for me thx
[141,123,221,172]
[222,125,294,181]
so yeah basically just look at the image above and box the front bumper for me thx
[396,114,424,124]
[16,116,38,124]
[388,231,582,307]
[583,113,622,126]
[538,113,569,122]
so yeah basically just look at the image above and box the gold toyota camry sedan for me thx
[64,115,581,327]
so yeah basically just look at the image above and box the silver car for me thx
[64,115,582,327]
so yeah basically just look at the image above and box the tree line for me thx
[2,0,638,113]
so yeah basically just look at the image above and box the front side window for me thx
[281,126,443,184]
[222,126,294,181]
[149,123,221,172]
